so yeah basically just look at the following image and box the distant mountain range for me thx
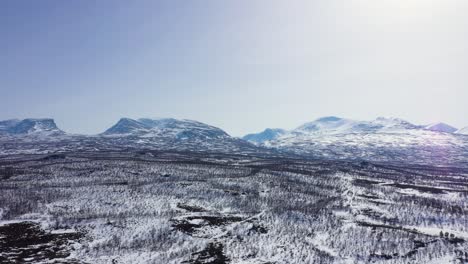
[0,116,464,138]
[243,116,467,144]
[293,116,421,135]
[0,116,466,164]
[0,117,263,155]
[240,116,468,165]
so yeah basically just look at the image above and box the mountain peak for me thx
[424,123,458,133]
[315,116,343,122]
[243,128,287,144]
[374,116,403,122]
[295,117,352,133]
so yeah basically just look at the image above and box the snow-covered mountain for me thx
[94,117,264,154]
[0,116,465,165]
[242,128,287,144]
[455,126,468,135]
[0,117,268,155]
[243,117,468,165]
[0,118,64,135]
[244,117,422,144]
[103,118,229,140]
[294,116,363,134]
[294,116,421,135]
[424,122,458,133]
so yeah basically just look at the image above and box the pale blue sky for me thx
[1,0,467,136]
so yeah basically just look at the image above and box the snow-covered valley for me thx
[0,117,467,263]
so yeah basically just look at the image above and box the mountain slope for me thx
[0,118,64,135]
[268,129,467,165]
[0,119,20,133]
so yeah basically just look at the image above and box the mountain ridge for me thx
[0,116,466,165]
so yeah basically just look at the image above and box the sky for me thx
[1,0,467,136]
